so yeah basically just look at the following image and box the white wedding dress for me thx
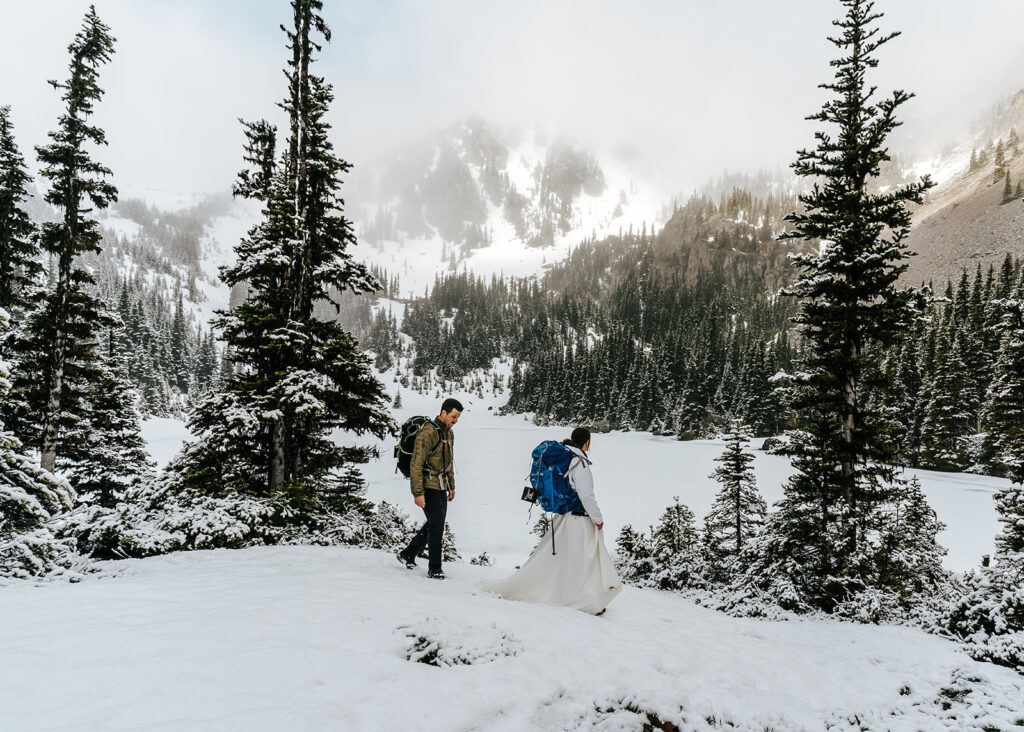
[484,446,622,614]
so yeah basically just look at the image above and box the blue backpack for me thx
[529,441,586,515]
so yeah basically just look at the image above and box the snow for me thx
[190,198,263,325]
[98,215,141,240]
[124,189,208,213]
[1,545,1021,731]
[139,417,193,470]
[140,377,1009,573]
[3,371,1020,730]
[341,129,669,299]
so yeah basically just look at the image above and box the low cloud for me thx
[1,0,1022,198]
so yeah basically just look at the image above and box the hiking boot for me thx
[397,552,415,570]
[427,570,446,580]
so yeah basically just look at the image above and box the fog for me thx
[1,0,1023,198]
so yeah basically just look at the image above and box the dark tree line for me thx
[866,255,1024,475]
[399,225,800,438]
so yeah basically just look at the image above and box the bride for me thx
[484,427,622,615]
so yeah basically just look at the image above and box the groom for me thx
[397,398,462,579]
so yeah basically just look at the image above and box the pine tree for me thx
[651,497,704,590]
[1002,171,1015,204]
[875,477,946,598]
[8,7,117,474]
[980,284,1024,483]
[168,292,190,392]
[768,0,935,611]
[0,308,79,579]
[994,139,1006,181]
[168,0,390,505]
[614,524,656,585]
[704,420,767,578]
[919,328,971,471]
[0,106,41,324]
[61,328,153,508]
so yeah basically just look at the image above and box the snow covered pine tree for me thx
[752,0,940,613]
[947,275,1024,671]
[6,7,122,483]
[161,0,391,542]
[703,420,767,581]
[0,105,42,324]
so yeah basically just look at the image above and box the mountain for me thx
[88,89,1024,335]
[903,89,1024,285]
[344,117,668,296]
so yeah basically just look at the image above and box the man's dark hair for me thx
[440,397,464,414]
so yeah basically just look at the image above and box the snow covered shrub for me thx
[651,498,707,591]
[470,552,493,567]
[944,553,1024,673]
[874,476,949,599]
[944,460,1024,671]
[352,500,414,551]
[442,522,460,562]
[59,465,406,559]
[400,619,521,667]
[615,524,656,586]
[832,587,906,624]
[0,428,82,580]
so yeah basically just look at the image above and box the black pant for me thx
[402,489,448,573]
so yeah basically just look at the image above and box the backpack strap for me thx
[425,420,442,458]
[565,453,590,477]
[422,420,451,481]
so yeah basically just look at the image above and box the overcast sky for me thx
[2,1,1023,198]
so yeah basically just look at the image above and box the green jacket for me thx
[409,420,455,496]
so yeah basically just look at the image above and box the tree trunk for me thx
[39,337,65,473]
[41,182,78,473]
[270,419,286,491]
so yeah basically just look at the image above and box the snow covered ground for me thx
[3,377,1022,730]
[2,546,1022,731]
[139,378,1009,573]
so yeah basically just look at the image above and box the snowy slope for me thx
[1,545,1022,731]
[347,126,666,297]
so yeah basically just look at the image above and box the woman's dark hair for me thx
[562,427,591,451]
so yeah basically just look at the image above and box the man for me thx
[397,398,461,579]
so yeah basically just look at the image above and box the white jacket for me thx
[565,445,603,525]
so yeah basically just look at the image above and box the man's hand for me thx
[415,495,426,508]
[448,490,455,502]
[596,522,604,530]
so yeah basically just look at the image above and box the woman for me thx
[484,427,622,614]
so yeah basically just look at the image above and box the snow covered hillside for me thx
[347,120,668,297]
[142,370,1010,574]
[2,545,1022,731]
